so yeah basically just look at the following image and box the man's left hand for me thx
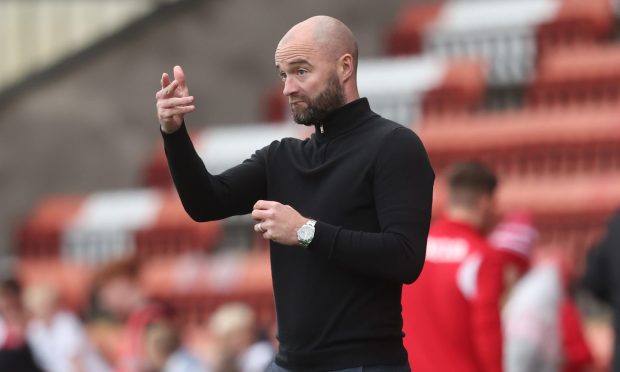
[251,200,307,245]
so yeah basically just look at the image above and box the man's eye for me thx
[297,69,307,76]
[279,73,287,81]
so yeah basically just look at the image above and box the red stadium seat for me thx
[386,2,442,56]
[17,196,85,259]
[419,104,620,179]
[528,44,620,107]
[387,0,614,85]
[139,252,274,327]
[536,0,614,56]
[17,190,222,263]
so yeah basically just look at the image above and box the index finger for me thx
[155,80,180,100]
[251,209,271,221]
[161,73,171,89]
[163,80,179,97]
[253,200,278,210]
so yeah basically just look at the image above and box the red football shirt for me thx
[402,218,511,372]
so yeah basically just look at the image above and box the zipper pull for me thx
[320,125,324,134]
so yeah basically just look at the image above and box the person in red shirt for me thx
[402,162,536,372]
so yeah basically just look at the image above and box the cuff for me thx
[310,221,341,260]
[160,122,195,152]
[160,121,189,141]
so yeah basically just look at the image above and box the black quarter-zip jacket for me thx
[162,98,435,371]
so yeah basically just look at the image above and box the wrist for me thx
[297,219,317,248]
[161,124,180,134]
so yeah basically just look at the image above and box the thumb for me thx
[173,65,188,93]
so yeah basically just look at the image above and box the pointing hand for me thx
[156,65,195,134]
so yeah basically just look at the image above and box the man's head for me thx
[208,302,258,357]
[144,320,181,370]
[275,16,360,125]
[92,257,145,320]
[23,284,60,321]
[0,279,22,315]
[446,162,498,232]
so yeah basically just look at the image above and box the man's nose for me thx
[282,78,299,97]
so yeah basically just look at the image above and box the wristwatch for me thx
[297,219,317,248]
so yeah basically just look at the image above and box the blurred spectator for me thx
[24,284,111,372]
[582,209,620,372]
[204,303,274,372]
[143,319,206,372]
[402,162,536,372]
[503,245,594,372]
[90,256,177,372]
[0,278,42,371]
[488,211,538,304]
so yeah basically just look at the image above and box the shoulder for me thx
[259,136,307,158]
[372,120,433,171]
[368,117,427,153]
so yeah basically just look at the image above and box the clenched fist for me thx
[251,200,308,246]
[156,65,195,134]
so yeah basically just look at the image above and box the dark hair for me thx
[0,278,22,297]
[447,162,498,206]
[92,256,140,289]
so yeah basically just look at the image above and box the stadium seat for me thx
[17,190,222,263]
[387,0,614,85]
[419,104,620,178]
[527,44,620,107]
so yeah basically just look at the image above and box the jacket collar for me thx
[312,98,376,142]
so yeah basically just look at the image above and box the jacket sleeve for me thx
[162,123,268,221]
[581,210,620,303]
[310,127,435,284]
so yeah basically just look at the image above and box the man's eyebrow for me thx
[275,58,312,69]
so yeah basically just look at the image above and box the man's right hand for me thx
[156,65,196,134]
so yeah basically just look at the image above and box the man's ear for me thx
[339,54,354,83]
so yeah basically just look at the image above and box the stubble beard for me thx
[290,73,346,126]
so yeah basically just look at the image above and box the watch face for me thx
[298,226,313,240]
[297,225,314,242]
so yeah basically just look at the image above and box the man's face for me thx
[275,41,345,125]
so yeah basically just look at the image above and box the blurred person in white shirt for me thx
[503,245,594,372]
[204,303,274,372]
[24,284,111,372]
[143,318,206,372]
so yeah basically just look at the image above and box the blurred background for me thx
[1,0,619,371]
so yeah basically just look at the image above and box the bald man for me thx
[156,16,434,371]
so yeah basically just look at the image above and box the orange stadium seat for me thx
[17,195,85,258]
[17,190,222,262]
[386,2,442,55]
[421,58,486,117]
[387,0,614,85]
[418,104,620,179]
[15,252,275,329]
[536,0,614,56]
[140,252,273,326]
[527,44,620,107]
